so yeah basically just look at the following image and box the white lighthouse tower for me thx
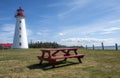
[12,7,28,49]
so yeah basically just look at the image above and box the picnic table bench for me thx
[37,48,84,67]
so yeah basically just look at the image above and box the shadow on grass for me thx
[27,60,79,70]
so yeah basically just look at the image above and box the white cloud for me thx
[1,24,14,32]
[58,18,120,37]
[37,32,43,35]
[58,0,91,17]
[0,24,33,43]
[0,24,15,43]
[61,38,102,43]
[58,33,65,36]
[109,19,120,24]
[101,27,120,34]
[57,19,120,46]
[60,37,120,46]
[27,29,33,36]
[36,29,51,36]
[57,0,120,18]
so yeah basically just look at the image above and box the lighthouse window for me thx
[19,21,21,23]
[19,42,22,46]
[19,27,21,30]
[19,35,21,38]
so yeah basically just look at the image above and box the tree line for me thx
[29,42,65,48]
[29,41,84,48]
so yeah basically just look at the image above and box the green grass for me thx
[0,48,120,78]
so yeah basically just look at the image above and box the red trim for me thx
[15,13,25,17]
[15,7,25,17]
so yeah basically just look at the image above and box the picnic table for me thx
[37,48,84,67]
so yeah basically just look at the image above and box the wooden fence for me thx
[86,42,119,50]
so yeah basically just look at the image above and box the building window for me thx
[19,42,21,46]
[19,35,21,38]
[19,27,21,30]
[19,21,21,23]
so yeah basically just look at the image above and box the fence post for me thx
[115,43,118,51]
[93,44,95,50]
[101,42,104,50]
[86,45,87,50]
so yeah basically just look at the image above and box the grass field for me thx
[0,48,120,78]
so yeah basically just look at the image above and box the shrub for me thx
[0,45,3,49]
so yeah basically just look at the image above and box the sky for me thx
[0,0,120,46]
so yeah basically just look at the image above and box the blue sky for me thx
[0,0,120,46]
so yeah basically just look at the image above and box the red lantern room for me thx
[15,7,25,17]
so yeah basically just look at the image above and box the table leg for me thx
[39,51,45,64]
[77,57,82,63]
[74,50,78,54]
[64,50,70,61]
[40,60,43,64]
[50,59,56,68]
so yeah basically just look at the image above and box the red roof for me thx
[1,43,12,47]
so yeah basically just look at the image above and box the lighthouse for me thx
[12,7,28,49]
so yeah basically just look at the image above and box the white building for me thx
[12,7,28,49]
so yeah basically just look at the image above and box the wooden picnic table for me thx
[37,48,84,67]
